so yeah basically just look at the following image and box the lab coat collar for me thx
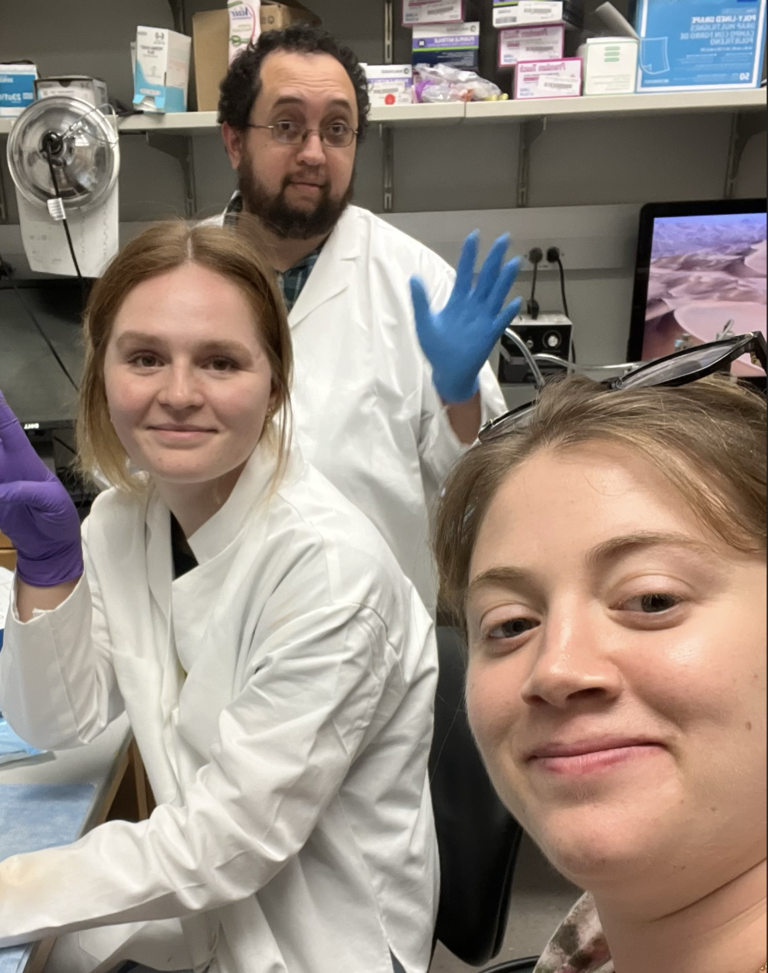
[146,440,304,570]
[288,206,363,329]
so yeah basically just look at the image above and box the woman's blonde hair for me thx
[77,219,293,491]
[435,375,767,622]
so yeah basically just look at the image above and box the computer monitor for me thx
[628,199,767,379]
[0,277,88,426]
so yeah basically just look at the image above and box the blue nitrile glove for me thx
[410,231,523,404]
[0,391,83,588]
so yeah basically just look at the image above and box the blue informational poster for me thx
[634,0,767,91]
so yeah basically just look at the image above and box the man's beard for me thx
[238,157,354,241]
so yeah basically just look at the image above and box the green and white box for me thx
[579,36,639,94]
[133,26,192,113]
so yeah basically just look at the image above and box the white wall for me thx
[1,0,766,370]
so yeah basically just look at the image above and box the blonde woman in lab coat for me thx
[0,222,437,973]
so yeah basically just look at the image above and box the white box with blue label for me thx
[0,64,37,118]
[412,22,481,70]
[403,0,465,25]
[493,1,584,29]
[633,0,767,91]
[365,65,414,106]
[134,26,192,113]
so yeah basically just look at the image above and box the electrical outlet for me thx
[526,247,566,272]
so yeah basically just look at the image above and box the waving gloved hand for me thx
[410,231,523,404]
[0,391,83,588]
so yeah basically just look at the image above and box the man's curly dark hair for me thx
[218,24,371,144]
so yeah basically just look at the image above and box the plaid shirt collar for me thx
[534,895,613,973]
[224,190,323,314]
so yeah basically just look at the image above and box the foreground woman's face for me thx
[465,443,767,899]
[104,263,275,491]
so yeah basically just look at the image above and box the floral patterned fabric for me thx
[534,894,614,973]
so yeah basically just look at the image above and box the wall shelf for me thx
[0,88,764,137]
[465,87,768,123]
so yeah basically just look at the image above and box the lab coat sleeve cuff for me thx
[419,361,508,488]
[0,575,119,749]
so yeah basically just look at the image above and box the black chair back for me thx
[429,627,524,966]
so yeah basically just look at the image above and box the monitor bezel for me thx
[628,197,768,363]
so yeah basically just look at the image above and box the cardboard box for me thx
[365,65,414,106]
[35,76,109,107]
[493,0,584,29]
[633,0,767,91]
[134,26,192,113]
[412,22,481,70]
[514,56,583,97]
[261,0,321,30]
[0,63,37,118]
[498,25,565,68]
[579,36,638,95]
[403,0,465,25]
[193,3,321,112]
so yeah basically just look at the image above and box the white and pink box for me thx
[402,0,465,25]
[498,25,564,68]
[514,57,583,99]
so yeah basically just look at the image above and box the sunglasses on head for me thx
[480,330,768,445]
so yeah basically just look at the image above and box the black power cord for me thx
[547,247,570,319]
[41,132,84,282]
[0,253,80,391]
[527,247,543,320]
[547,247,577,364]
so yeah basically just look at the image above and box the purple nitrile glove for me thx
[0,391,83,588]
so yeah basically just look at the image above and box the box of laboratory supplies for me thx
[192,3,321,111]
[262,1,321,30]
[412,22,481,70]
[493,0,584,29]
[35,76,109,108]
[403,0,465,24]
[632,0,767,91]
[578,36,638,94]
[514,56,582,97]
[134,26,191,113]
[498,25,565,68]
[0,63,37,117]
[228,2,260,65]
[365,65,414,106]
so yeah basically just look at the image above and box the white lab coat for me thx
[0,442,438,973]
[213,203,508,611]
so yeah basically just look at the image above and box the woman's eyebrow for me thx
[467,566,540,602]
[114,330,165,349]
[585,532,715,571]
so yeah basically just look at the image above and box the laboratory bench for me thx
[0,717,149,973]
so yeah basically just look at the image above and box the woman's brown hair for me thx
[435,375,767,623]
[77,219,293,491]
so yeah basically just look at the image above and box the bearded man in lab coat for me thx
[216,25,522,613]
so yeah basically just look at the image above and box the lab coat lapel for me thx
[171,443,293,676]
[288,207,362,331]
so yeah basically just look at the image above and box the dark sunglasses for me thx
[480,330,767,444]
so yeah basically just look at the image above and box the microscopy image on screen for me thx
[642,212,767,376]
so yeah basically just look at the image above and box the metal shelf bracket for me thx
[724,109,767,198]
[517,117,546,209]
[145,132,198,218]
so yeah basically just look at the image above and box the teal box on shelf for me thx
[632,0,767,91]
[0,63,37,118]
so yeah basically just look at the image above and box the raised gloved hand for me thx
[0,391,83,588]
[411,231,523,404]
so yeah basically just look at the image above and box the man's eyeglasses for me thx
[480,330,768,444]
[246,120,358,148]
